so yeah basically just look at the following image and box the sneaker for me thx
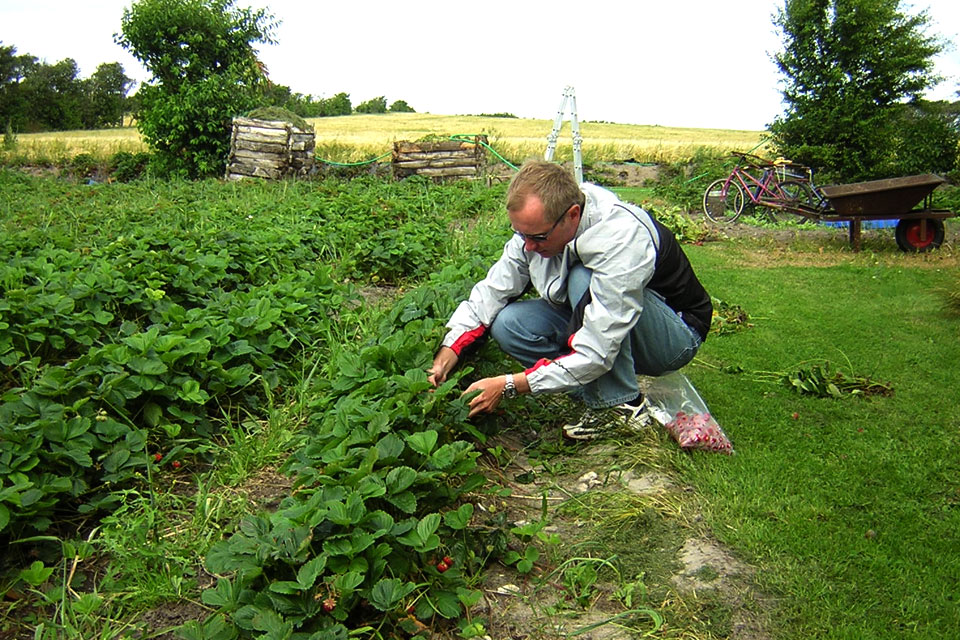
[562,397,652,440]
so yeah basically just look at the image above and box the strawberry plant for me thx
[184,270,526,639]
[0,169,515,636]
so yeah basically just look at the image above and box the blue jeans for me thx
[489,264,702,408]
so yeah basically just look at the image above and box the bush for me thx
[355,96,387,114]
[70,152,101,180]
[108,151,152,182]
[651,147,729,211]
[117,0,277,178]
[388,99,415,113]
[3,121,16,150]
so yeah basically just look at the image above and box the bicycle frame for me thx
[702,153,823,223]
[724,158,803,207]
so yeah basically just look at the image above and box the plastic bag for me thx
[642,371,734,454]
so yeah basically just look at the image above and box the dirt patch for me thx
[240,465,295,509]
[470,423,773,640]
[139,601,208,639]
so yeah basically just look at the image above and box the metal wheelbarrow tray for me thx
[816,174,955,252]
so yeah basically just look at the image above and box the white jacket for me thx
[441,183,710,395]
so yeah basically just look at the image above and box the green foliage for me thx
[3,120,16,150]
[769,0,951,181]
[888,100,960,177]
[0,44,132,132]
[354,96,387,114]
[739,361,895,398]
[0,171,505,541]
[86,62,134,128]
[108,150,152,182]
[651,146,729,211]
[645,204,710,245]
[69,152,100,179]
[117,0,278,177]
[190,272,514,638]
[388,99,415,113]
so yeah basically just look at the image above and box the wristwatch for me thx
[502,374,518,399]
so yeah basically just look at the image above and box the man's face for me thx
[509,194,580,258]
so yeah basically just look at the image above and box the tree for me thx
[117,0,277,177]
[888,100,960,177]
[388,99,415,113]
[354,96,387,114]
[320,92,351,117]
[86,62,133,128]
[19,58,85,131]
[769,0,950,182]
[0,43,30,131]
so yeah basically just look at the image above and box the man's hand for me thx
[428,346,459,387]
[462,376,507,417]
[462,373,530,417]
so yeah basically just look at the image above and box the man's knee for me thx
[490,303,521,346]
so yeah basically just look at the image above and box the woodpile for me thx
[225,117,315,180]
[392,136,487,180]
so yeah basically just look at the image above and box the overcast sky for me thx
[1,0,958,130]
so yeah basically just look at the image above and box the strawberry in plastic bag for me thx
[642,371,735,455]
[663,410,733,454]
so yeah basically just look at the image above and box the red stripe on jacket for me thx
[449,326,486,356]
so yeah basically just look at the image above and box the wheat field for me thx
[4,112,768,166]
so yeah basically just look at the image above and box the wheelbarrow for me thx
[787,174,955,252]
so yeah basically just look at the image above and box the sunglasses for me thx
[513,204,575,243]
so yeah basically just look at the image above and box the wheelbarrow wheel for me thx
[702,179,744,223]
[895,218,944,252]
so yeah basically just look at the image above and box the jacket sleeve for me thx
[441,237,531,355]
[524,210,658,394]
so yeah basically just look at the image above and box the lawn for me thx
[683,238,960,637]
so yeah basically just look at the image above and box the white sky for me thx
[1,0,958,131]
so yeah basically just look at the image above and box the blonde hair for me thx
[506,161,585,222]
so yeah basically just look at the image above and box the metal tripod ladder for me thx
[544,85,583,183]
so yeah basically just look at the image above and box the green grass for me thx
[676,244,960,638]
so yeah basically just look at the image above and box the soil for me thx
[464,419,775,640]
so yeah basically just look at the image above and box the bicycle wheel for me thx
[774,179,818,222]
[779,180,816,209]
[702,179,744,223]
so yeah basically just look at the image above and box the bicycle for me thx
[702,152,823,223]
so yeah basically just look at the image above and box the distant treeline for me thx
[263,87,416,118]
[1,41,416,134]
[1,43,133,132]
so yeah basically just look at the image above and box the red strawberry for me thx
[436,561,449,573]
